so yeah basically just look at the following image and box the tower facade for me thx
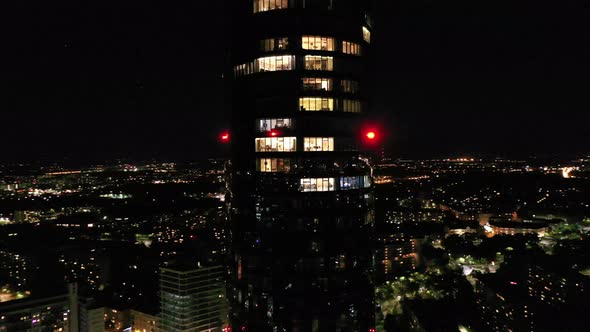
[158,266,227,332]
[228,1,375,330]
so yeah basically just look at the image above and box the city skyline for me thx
[2,1,590,332]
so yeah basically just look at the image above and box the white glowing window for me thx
[342,41,361,55]
[304,137,334,152]
[235,55,294,77]
[299,97,334,111]
[300,178,336,192]
[340,176,371,190]
[304,56,333,71]
[363,27,371,43]
[302,78,332,91]
[255,137,297,152]
[257,55,295,72]
[302,36,335,51]
[254,0,289,13]
[257,158,291,172]
[257,118,293,132]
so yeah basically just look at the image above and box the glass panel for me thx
[255,137,297,152]
[363,27,371,43]
[302,78,332,91]
[304,56,333,71]
[236,55,295,77]
[258,55,294,71]
[277,37,289,50]
[300,178,336,192]
[342,41,361,55]
[302,36,335,51]
[340,176,371,190]
[257,158,291,172]
[254,0,290,13]
[343,99,361,113]
[299,98,334,111]
[304,137,334,152]
[341,80,359,94]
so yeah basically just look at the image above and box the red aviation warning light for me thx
[219,131,230,143]
[360,123,384,152]
[362,129,379,144]
[269,129,280,137]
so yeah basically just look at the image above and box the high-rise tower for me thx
[158,266,227,332]
[228,1,375,330]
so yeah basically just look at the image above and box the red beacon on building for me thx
[362,128,380,144]
[269,129,280,137]
[219,131,231,143]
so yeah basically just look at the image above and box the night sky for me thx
[3,0,589,162]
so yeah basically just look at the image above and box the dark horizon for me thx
[3,0,589,162]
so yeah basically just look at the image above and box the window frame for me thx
[299,97,334,111]
[302,36,335,51]
[255,137,297,152]
[300,178,336,192]
[257,158,292,172]
[304,55,334,71]
[303,137,335,152]
[254,0,290,14]
[257,118,294,132]
[342,41,362,55]
[302,77,333,91]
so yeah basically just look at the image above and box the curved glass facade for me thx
[229,0,375,330]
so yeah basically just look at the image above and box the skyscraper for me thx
[158,265,227,332]
[228,0,375,330]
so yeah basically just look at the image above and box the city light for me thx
[1,1,586,331]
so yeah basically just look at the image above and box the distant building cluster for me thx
[0,155,589,331]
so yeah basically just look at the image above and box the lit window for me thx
[342,41,361,55]
[304,137,334,152]
[340,176,371,190]
[341,80,359,94]
[260,37,289,52]
[255,137,297,152]
[299,97,334,111]
[254,0,289,13]
[257,158,291,172]
[302,78,332,91]
[304,56,333,71]
[257,55,295,72]
[302,36,335,51]
[234,63,255,77]
[277,37,289,50]
[300,178,336,192]
[257,118,293,132]
[362,27,371,43]
[234,55,295,77]
[260,39,274,52]
[342,99,361,113]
